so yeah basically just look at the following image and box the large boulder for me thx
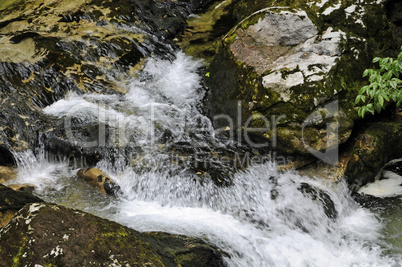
[0,202,226,266]
[204,0,401,158]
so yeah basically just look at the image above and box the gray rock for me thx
[247,10,318,47]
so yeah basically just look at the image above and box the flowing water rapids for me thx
[7,51,402,266]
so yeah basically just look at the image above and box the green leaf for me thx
[363,69,369,77]
[367,103,375,115]
[355,95,362,104]
[382,91,390,101]
[378,94,384,107]
[390,80,397,89]
[360,107,366,118]
[375,102,382,113]
[359,86,367,94]
[373,57,381,63]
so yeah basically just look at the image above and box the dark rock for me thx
[143,232,227,267]
[7,184,36,194]
[383,159,402,176]
[298,182,337,220]
[0,183,43,227]
[345,122,402,191]
[0,145,14,166]
[0,203,226,267]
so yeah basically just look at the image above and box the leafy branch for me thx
[355,47,402,118]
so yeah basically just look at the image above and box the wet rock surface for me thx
[0,0,216,159]
[0,202,226,267]
[0,166,17,183]
[298,182,337,220]
[345,122,402,191]
[0,183,43,227]
[77,167,121,196]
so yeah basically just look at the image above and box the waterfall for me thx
[9,51,402,266]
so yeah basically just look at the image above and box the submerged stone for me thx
[76,168,120,196]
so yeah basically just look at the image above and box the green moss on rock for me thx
[205,0,401,157]
[0,203,225,266]
[345,122,402,191]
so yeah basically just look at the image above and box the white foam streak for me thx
[34,51,402,266]
[94,163,398,267]
[9,150,70,193]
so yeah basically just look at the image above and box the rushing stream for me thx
[8,51,402,266]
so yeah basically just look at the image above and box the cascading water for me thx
[8,52,402,266]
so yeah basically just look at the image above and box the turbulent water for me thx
[8,52,402,266]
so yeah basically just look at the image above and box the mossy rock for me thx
[204,0,401,157]
[345,122,402,191]
[0,202,225,266]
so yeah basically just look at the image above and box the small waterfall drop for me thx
[8,51,402,266]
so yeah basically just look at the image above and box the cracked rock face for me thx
[263,27,345,97]
[231,10,344,92]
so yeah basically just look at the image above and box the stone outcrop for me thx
[205,0,401,159]
[299,121,402,192]
[0,202,226,266]
[344,122,402,191]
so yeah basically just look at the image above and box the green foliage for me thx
[356,47,402,118]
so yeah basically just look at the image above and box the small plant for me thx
[355,47,402,118]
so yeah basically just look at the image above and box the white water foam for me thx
[8,149,70,193]
[20,51,399,266]
[11,152,401,266]
[44,52,211,154]
[358,171,402,197]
